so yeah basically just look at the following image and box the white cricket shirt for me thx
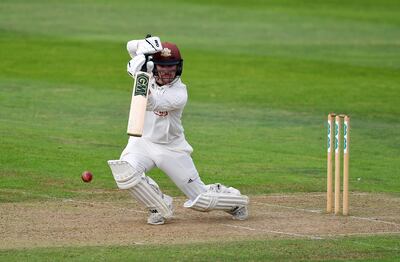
[141,78,193,152]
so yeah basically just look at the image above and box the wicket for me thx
[326,113,350,215]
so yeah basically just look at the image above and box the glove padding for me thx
[127,55,155,78]
[127,36,162,58]
[127,55,145,77]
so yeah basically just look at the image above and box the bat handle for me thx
[140,54,152,72]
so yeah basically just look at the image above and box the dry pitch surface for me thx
[1,193,399,249]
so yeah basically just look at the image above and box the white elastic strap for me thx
[108,160,173,218]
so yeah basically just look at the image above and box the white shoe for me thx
[147,210,166,225]
[229,206,249,220]
[147,195,174,225]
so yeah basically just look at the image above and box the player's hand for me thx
[127,36,162,58]
[127,55,146,78]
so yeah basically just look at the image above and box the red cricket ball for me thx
[81,171,93,183]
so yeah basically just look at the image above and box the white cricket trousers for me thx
[120,137,207,200]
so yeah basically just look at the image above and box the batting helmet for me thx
[152,42,183,76]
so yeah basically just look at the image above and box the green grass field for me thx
[1,0,399,260]
[1,236,399,261]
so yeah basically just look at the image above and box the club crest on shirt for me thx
[154,111,168,117]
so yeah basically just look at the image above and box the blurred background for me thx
[0,0,399,202]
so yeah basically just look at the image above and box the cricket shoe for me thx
[229,206,249,220]
[147,210,166,225]
[147,195,174,225]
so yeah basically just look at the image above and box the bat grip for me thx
[140,54,151,72]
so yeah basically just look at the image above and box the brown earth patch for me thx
[1,192,399,249]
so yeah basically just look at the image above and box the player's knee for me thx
[119,155,147,173]
[107,160,143,190]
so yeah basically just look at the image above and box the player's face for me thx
[156,64,177,85]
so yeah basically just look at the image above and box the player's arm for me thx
[125,35,162,137]
[146,87,187,112]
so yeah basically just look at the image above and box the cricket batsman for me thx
[108,36,249,225]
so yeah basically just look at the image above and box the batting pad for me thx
[183,183,249,212]
[108,160,173,218]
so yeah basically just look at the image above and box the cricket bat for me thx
[127,71,151,137]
